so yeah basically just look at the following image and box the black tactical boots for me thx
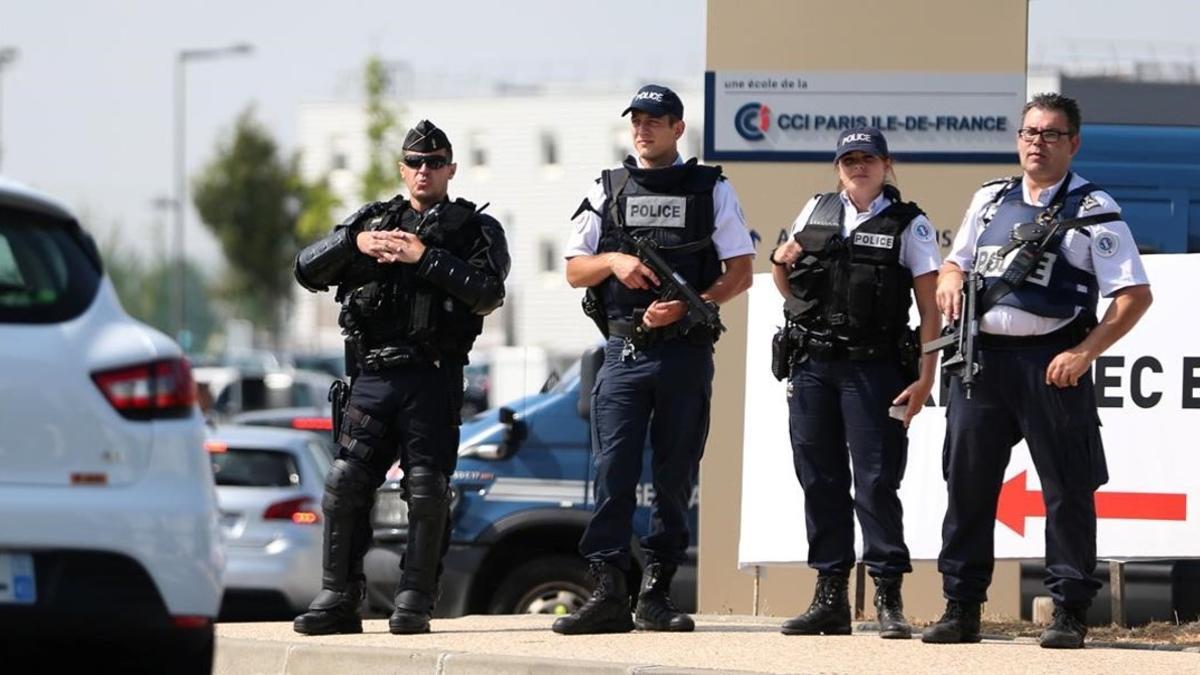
[1039,605,1088,649]
[873,576,912,639]
[552,561,635,635]
[921,599,982,644]
[781,573,852,636]
[634,562,694,632]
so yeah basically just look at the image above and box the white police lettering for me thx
[852,231,894,249]
[625,196,687,229]
[1026,252,1057,287]
[635,91,664,103]
[842,133,873,145]
[975,245,1004,276]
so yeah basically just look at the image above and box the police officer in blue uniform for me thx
[291,120,510,636]
[770,128,942,639]
[922,94,1152,649]
[554,85,754,635]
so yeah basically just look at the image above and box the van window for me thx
[211,448,301,488]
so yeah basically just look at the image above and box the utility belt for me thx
[354,341,440,372]
[977,312,1094,351]
[606,318,716,347]
[771,323,918,381]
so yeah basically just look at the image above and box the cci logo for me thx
[735,102,772,141]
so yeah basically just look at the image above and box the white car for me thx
[0,178,222,672]
[207,425,332,618]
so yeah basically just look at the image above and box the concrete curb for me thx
[215,637,768,675]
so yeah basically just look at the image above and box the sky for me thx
[1,0,1196,270]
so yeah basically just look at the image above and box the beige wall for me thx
[700,0,1029,621]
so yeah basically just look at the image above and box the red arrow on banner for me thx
[996,471,1188,536]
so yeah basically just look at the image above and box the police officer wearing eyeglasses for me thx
[555,85,754,635]
[770,127,941,640]
[922,94,1151,649]
[292,120,510,636]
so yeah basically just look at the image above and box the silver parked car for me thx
[206,425,334,619]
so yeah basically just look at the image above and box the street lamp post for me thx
[173,43,253,347]
[0,47,19,174]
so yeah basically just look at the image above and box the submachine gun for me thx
[923,202,1121,398]
[616,226,725,348]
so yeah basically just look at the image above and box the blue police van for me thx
[363,345,698,617]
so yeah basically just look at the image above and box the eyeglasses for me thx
[1017,128,1073,144]
[401,155,451,170]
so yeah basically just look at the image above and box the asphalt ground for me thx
[215,614,1200,674]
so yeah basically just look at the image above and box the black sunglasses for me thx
[402,154,451,170]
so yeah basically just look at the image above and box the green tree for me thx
[100,232,217,351]
[192,107,304,337]
[294,175,341,245]
[360,56,400,202]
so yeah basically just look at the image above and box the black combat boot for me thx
[1039,605,1087,649]
[552,562,635,635]
[294,458,374,635]
[293,582,364,635]
[634,562,694,632]
[780,573,851,636]
[874,576,912,639]
[389,467,450,635]
[921,600,982,644]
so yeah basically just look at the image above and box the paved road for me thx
[215,614,1199,674]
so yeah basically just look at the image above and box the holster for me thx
[897,327,920,385]
[771,327,793,381]
[582,287,609,339]
[327,379,350,445]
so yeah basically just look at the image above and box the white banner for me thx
[705,70,1025,163]
[739,255,1199,567]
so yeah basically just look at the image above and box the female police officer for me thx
[769,127,941,639]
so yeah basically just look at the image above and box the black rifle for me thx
[615,227,725,345]
[924,207,1122,398]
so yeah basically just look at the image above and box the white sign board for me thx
[739,255,1198,568]
[705,71,1025,163]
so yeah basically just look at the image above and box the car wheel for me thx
[487,555,592,616]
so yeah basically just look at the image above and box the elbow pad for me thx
[417,248,507,314]
[294,227,357,292]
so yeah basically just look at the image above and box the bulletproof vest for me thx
[975,177,1099,319]
[594,157,723,320]
[787,191,921,346]
[338,197,486,358]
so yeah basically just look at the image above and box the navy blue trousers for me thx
[938,344,1107,608]
[787,356,912,578]
[579,338,714,570]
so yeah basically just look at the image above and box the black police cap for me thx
[402,120,452,153]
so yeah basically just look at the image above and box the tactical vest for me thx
[787,191,921,347]
[594,157,723,321]
[975,176,1099,319]
[338,197,486,361]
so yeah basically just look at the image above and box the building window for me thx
[329,135,348,171]
[539,239,558,273]
[540,131,559,166]
[470,132,488,167]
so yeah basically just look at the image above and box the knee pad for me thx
[323,458,377,516]
[406,465,449,519]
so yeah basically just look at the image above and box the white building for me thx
[288,81,704,362]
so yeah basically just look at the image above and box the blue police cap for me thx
[835,127,889,160]
[621,84,684,119]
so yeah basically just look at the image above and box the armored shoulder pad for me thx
[981,176,1019,188]
[340,201,386,229]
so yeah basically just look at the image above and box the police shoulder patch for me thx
[911,219,935,243]
[1093,231,1120,258]
[1079,192,1108,213]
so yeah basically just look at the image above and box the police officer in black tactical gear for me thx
[555,84,755,635]
[291,120,509,636]
[770,128,942,640]
[922,94,1151,649]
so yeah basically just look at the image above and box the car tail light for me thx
[171,615,212,629]
[91,358,196,420]
[292,417,332,431]
[263,497,321,525]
